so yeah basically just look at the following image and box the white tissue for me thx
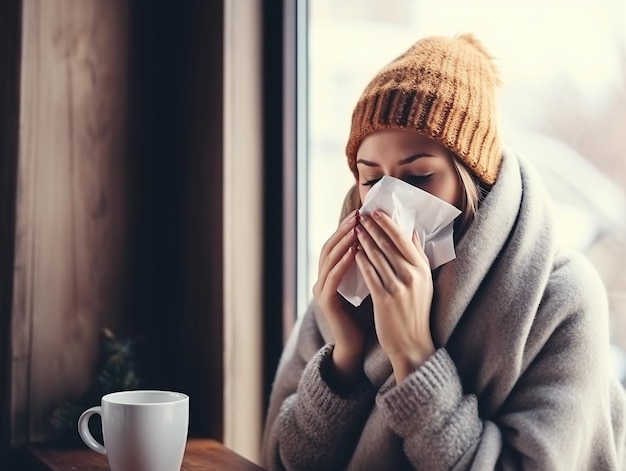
[337,175,462,306]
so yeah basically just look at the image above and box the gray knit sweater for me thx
[261,150,626,470]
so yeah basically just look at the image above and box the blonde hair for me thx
[452,155,486,239]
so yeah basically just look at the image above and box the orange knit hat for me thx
[345,34,502,186]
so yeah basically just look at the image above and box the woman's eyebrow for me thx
[355,158,380,167]
[399,153,435,164]
[356,153,434,167]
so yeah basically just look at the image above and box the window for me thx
[300,0,626,378]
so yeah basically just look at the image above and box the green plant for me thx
[50,328,143,437]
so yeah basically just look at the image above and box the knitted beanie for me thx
[345,34,502,186]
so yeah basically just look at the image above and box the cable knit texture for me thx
[274,344,376,470]
[261,150,626,470]
[376,349,482,470]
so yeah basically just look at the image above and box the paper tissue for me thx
[337,176,462,306]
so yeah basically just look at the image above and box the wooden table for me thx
[25,438,266,471]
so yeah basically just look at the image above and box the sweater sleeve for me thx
[377,253,626,471]
[261,305,376,471]
[377,349,482,471]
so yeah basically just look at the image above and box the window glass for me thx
[304,0,626,379]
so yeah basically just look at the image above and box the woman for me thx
[261,34,626,470]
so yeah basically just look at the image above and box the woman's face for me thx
[356,129,462,208]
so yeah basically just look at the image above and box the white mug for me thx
[78,390,189,471]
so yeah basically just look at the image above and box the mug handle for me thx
[77,406,107,455]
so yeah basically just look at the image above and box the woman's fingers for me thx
[367,211,423,266]
[318,210,357,266]
[318,210,358,267]
[412,231,430,266]
[355,223,398,292]
[314,230,356,298]
[355,211,435,289]
[316,210,358,287]
[324,244,357,292]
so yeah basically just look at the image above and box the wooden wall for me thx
[6,0,226,446]
[10,0,132,444]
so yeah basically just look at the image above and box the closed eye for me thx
[361,177,382,187]
[404,174,433,187]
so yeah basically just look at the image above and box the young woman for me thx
[261,34,626,470]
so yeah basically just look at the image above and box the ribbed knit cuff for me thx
[376,348,462,437]
[298,344,375,428]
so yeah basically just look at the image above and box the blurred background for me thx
[304,0,626,378]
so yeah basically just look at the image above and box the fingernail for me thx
[360,214,369,223]
[373,210,382,220]
[355,225,363,234]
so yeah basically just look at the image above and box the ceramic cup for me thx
[78,390,189,471]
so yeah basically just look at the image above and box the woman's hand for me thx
[354,210,435,383]
[313,210,373,388]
